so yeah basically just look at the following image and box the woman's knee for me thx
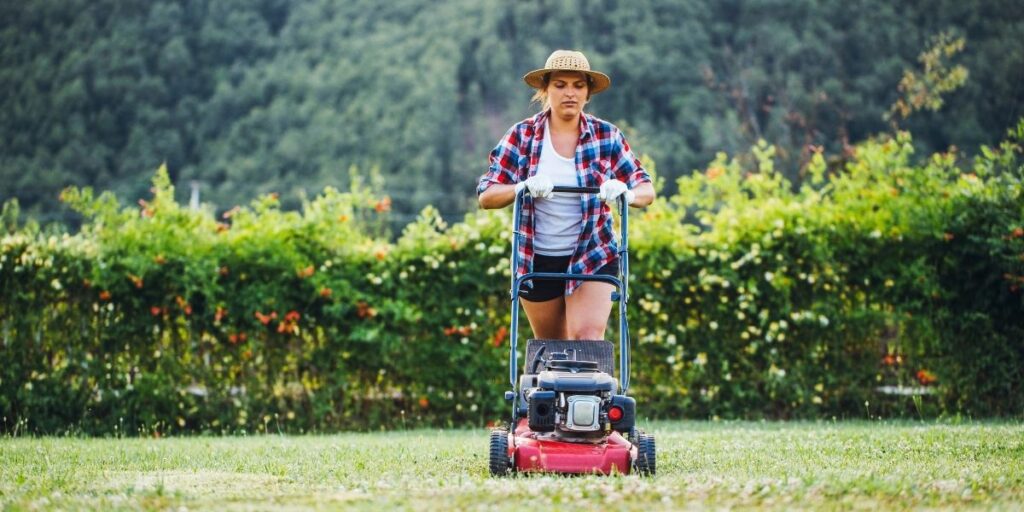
[569,325,606,340]
[522,298,567,339]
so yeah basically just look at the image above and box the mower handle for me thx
[550,185,600,194]
[507,186,632,420]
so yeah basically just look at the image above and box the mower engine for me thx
[522,350,635,436]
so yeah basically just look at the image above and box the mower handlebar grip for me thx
[550,186,600,194]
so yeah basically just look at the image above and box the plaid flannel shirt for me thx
[477,109,651,295]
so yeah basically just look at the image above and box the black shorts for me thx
[518,254,619,303]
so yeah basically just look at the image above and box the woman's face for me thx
[546,71,589,121]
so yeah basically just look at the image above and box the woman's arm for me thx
[630,181,655,208]
[478,123,525,209]
[478,183,518,209]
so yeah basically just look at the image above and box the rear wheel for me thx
[489,429,512,476]
[632,430,656,476]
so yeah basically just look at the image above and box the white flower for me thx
[818,315,830,327]
[709,321,719,331]
[764,271,774,282]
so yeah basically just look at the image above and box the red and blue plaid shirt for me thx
[477,109,651,295]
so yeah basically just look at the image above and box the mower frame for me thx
[507,185,631,421]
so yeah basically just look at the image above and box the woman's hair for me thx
[530,72,594,111]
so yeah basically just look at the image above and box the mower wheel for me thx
[633,431,656,476]
[489,428,512,476]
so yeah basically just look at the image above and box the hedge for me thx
[1,126,1022,434]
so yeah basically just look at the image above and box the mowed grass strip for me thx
[1,421,1022,511]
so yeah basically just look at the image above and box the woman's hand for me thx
[516,175,555,199]
[598,179,635,205]
[598,180,655,207]
[478,175,555,209]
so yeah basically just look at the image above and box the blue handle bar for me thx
[506,186,632,420]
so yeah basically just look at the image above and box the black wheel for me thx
[489,429,512,476]
[632,431,656,476]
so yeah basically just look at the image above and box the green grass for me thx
[1,421,1022,511]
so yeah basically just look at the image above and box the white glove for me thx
[599,179,635,205]
[515,175,554,199]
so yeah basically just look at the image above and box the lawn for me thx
[1,421,1022,511]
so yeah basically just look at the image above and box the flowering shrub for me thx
[1,124,1022,434]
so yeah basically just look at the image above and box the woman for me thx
[477,49,655,341]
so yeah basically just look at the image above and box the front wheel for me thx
[632,430,656,476]
[489,429,512,476]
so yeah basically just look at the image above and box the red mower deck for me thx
[509,419,636,475]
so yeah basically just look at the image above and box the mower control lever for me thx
[529,346,547,374]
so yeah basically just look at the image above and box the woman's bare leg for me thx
[521,297,568,339]
[565,281,615,340]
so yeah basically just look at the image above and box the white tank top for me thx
[533,121,583,256]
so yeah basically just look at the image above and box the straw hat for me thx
[523,50,611,94]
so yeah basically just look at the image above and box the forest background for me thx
[3,0,1022,227]
[1,1,1023,433]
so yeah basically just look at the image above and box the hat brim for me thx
[523,68,611,95]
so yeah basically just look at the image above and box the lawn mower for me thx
[488,186,656,476]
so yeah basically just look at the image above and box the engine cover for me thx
[564,395,602,431]
[537,370,617,394]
